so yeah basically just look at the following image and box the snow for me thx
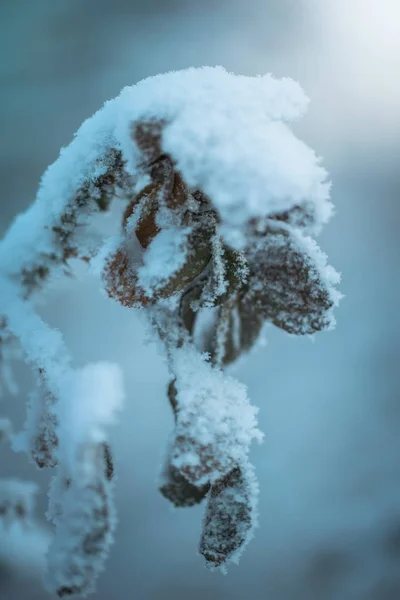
[170,344,263,486]
[138,226,190,297]
[117,67,332,245]
[0,66,332,287]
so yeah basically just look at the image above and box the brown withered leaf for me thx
[242,228,334,335]
[199,466,253,567]
[102,245,151,308]
[166,382,237,489]
[152,223,213,301]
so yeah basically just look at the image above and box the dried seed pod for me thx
[242,229,336,335]
[199,466,255,568]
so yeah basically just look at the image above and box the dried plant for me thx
[0,67,341,596]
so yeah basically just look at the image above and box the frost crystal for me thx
[0,66,341,595]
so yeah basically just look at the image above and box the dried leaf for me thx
[199,466,255,568]
[242,229,336,335]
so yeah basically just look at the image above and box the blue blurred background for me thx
[1,1,399,598]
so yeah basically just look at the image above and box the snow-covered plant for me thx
[0,67,341,596]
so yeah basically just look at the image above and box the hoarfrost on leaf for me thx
[170,345,263,487]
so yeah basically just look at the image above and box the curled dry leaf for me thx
[242,228,338,335]
[102,245,149,308]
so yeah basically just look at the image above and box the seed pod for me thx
[199,466,254,567]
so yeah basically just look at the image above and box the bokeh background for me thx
[1,1,399,598]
